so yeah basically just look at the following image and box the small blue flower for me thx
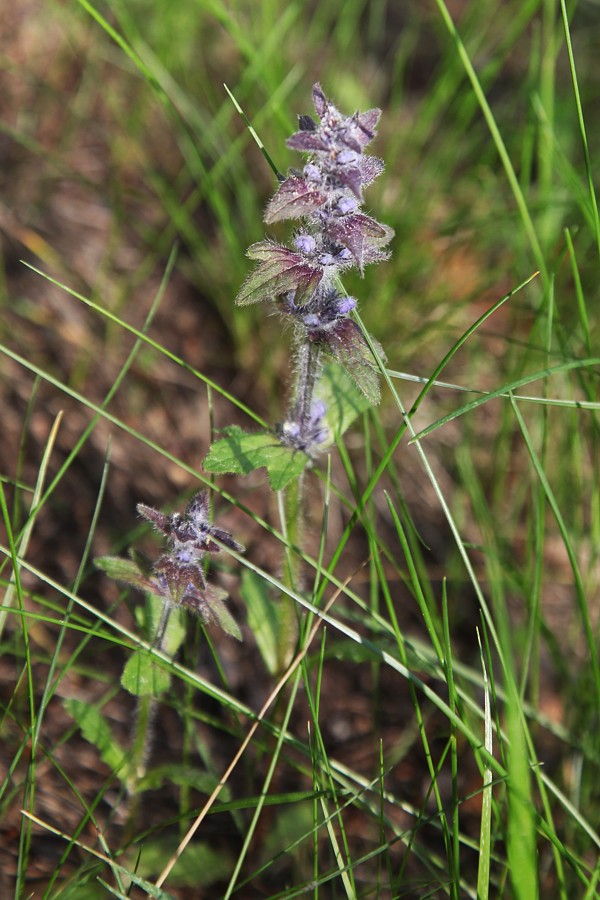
[294,234,317,254]
[337,197,358,215]
[278,398,329,454]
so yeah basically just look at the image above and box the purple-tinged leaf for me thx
[286,131,330,153]
[356,108,381,143]
[326,213,394,271]
[337,110,381,153]
[137,503,170,535]
[264,176,327,223]
[335,165,364,198]
[184,490,210,523]
[356,243,393,268]
[237,242,322,305]
[312,83,327,117]
[338,132,364,154]
[360,155,384,186]
[179,582,223,616]
[307,318,382,405]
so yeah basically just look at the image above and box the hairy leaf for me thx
[241,569,280,674]
[317,363,372,438]
[205,593,243,641]
[121,649,171,696]
[237,242,322,306]
[63,698,129,777]
[308,319,382,405]
[286,130,329,153]
[264,176,326,223]
[360,154,384,185]
[204,426,309,490]
[95,555,156,595]
[326,213,393,271]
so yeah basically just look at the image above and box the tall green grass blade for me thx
[411,357,600,442]
[559,0,600,258]
[476,630,493,900]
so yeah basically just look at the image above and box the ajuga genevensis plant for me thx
[206,83,393,477]
[96,83,393,784]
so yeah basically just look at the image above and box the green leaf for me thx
[317,363,372,439]
[95,555,156,594]
[134,838,233,888]
[138,764,230,796]
[98,867,176,899]
[241,569,280,674]
[121,649,171,696]
[63,698,129,777]
[203,426,308,490]
[207,594,243,640]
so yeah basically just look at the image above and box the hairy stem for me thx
[292,340,321,432]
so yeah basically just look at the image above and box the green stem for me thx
[126,602,172,813]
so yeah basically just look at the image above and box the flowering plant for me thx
[205,84,393,484]
[97,490,244,641]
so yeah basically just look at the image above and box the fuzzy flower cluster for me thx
[236,84,394,454]
[135,491,244,634]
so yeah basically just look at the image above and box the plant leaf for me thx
[325,213,393,271]
[309,319,382,405]
[121,649,171,696]
[205,593,243,640]
[154,598,186,656]
[241,569,280,674]
[286,130,330,152]
[264,176,327,223]
[237,242,322,306]
[203,426,308,490]
[95,555,156,594]
[317,363,372,438]
[63,698,129,778]
[132,838,233,889]
[138,763,229,795]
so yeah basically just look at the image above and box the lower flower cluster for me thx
[96,491,244,641]
[136,491,243,627]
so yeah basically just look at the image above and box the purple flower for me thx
[337,197,358,215]
[235,84,393,459]
[304,163,321,181]
[278,398,329,454]
[101,491,244,639]
[294,234,317,254]
[137,490,243,557]
[137,490,243,608]
[335,296,357,315]
[285,83,386,202]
